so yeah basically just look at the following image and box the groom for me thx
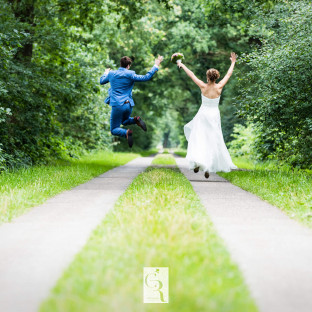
[100,55,163,147]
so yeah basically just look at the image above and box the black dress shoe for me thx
[194,167,199,173]
[126,129,133,148]
[134,116,147,131]
[204,171,209,179]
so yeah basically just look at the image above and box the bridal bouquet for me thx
[171,52,184,64]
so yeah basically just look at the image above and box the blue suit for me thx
[100,66,158,138]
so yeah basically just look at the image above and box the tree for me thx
[235,0,312,168]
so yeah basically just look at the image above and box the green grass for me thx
[0,151,139,223]
[139,148,158,157]
[152,154,176,166]
[169,152,312,227]
[173,149,186,157]
[126,147,158,157]
[40,166,257,312]
[220,157,312,228]
[231,157,257,170]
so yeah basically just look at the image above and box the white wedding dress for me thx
[184,94,237,173]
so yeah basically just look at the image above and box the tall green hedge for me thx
[235,1,312,168]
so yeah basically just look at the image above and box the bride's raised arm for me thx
[218,52,237,88]
[178,62,206,89]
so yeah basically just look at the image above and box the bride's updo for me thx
[206,68,220,82]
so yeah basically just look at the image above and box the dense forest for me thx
[0,0,311,169]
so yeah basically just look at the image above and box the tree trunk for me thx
[9,0,35,62]
[163,131,170,148]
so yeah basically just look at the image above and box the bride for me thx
[177,52,237,178]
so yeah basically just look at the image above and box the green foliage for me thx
[109,0,260,151]
[235,0,312,168]
[0,0,115,168]
[1,0,310,169]
[0,0,174,167]
[228,123,258,158]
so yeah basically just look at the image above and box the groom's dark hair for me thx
[120,56,132,68]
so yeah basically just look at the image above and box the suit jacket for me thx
[100,66,159,107]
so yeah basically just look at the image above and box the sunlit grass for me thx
[40,166,257,312]
[172,153,312,227]
[152,154,176,166]
[130,148,158,157]
[139,148,158,157]
[173,149,186,157]
[232,157,256,170]
[220,158,312,228]
[0,151,139,223]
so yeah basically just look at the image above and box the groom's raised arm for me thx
[131,66,159,82]
[132,55,163,82]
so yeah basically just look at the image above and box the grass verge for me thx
[219,163,312,228]
[174,153,312,228]
[0,151,139,223]
[40,166,257,311]
[173,149,186,158]
[152,154,177,166]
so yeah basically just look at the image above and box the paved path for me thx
[176,156,312,312]
[0,156,153,312]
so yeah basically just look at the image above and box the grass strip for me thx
[173,149,186,158]
[40,166,257,311]
[0,151,139,223]
[152,153,177,166]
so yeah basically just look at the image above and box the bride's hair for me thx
[206,68,220,82]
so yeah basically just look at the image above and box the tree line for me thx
[0,0,311,169]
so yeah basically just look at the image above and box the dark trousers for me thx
[110,103,136,137]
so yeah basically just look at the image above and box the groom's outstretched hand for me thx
[155,55,164,67]
[104,68,111,75]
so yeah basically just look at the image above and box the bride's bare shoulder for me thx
[201,84,222,98]
[215,83,224,90]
